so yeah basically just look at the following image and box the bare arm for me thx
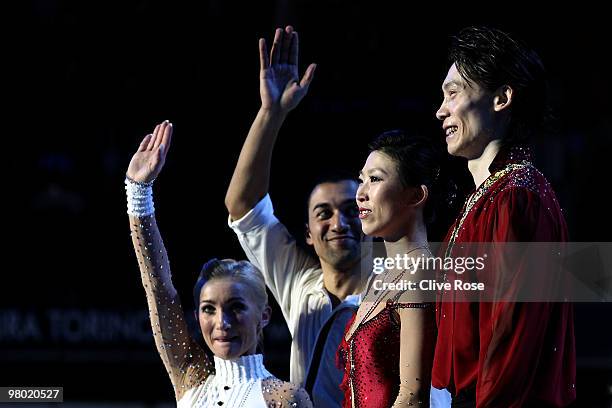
[392,303,436,408]
[225,26,316,220]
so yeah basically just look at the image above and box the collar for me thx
[488,144,533,173]
[213,354,272,385]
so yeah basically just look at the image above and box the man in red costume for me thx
[432,26,576,407]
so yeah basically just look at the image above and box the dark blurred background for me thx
[5,1,611,407]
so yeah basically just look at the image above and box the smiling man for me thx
[432,27,576,407]
[225,27,366,408]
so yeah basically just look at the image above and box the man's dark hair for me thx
[449,26,548,145]
[304,170,359,223]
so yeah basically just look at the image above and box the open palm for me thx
[260,26,316,112]
[127,121,173,183]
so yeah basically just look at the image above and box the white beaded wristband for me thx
[125,176,155,217]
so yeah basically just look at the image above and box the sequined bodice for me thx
[338,300,428,408]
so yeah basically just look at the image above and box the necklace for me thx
[347,244,430,339]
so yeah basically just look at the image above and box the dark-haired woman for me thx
[339,130,443,407]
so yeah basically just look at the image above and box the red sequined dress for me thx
[338,299,430,408]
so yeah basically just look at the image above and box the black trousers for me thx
[451,388,476,408]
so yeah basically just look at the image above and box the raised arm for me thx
[225,25,316,220]
[126,122,212,401]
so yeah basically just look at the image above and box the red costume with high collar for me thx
[432,145,576,407]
